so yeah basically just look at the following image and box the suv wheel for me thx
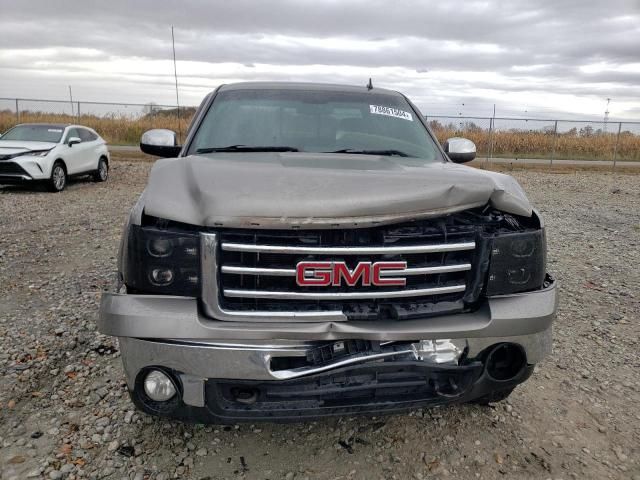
[49,162,67,192]
[93,158,108,182]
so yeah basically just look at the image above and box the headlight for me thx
[124,225,200,296]
[20,150,50,157]
[485,230,546,296]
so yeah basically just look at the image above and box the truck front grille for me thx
[200,219,482,322]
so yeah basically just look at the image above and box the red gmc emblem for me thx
[296,261,407,287]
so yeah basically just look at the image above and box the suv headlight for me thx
[485,230,546,296]
[124,225,200,296]
[18,150,50,158]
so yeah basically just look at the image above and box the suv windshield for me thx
[188,88,442,161]
[0,125,64,143]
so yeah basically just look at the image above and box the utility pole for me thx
[603,98,611,132]
[487,104,496,164]
[68,86,74,117]
[171,26,182,140]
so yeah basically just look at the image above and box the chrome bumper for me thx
[99,280,557,341]
[99,281,557,407]
[118,328,551,406]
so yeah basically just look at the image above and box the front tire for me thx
[93,157,108,182]
[49,162,67,192]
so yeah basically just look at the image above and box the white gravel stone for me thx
[1,163,639,480]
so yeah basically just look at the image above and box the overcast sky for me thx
[1,0,639,120]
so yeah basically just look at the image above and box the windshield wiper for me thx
[196,145,299,153]
[325,148,410,157]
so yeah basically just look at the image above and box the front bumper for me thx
[0,174,33,184]
[0,161,33,184]
[99,279,557,343]
[129,359,535,423]
[0,158,49,183]
[98,279,557,422]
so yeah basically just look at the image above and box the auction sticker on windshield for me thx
[369,105,413,121]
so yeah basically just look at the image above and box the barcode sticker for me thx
[369,105,413,121]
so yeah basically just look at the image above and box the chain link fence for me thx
[0,98,194,144]
[426,115,640,166]
[1,97,639,165]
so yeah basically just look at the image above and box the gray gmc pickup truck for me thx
[98,82,557,423]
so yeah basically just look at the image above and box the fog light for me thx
[149,268,174,286]
[485,344,526,381]
[143,370,177,402]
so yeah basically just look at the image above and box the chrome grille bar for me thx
[223,284,467,300]
[204,226,477,321]
[221,241,475,255]
[221,263,472,277]
[221,266,296,276]
[200,233,347,322]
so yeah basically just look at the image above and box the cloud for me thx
[0,0,639,119]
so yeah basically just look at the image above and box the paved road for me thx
[108,145,640,167]
[477,157,639,167]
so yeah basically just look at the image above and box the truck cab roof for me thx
[217,81,402,96]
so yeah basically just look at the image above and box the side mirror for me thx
[140,129,181,157]
[443,137,476,163]
[68,137,82,147]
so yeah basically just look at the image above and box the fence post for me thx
[550,120,558,167]
[15,98,19,123]
[612,122,622,171]
[77,101,81,121]
[487,117,494,165]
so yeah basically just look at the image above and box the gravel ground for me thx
[1,161,639,480]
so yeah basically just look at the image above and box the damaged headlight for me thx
[124,225,200,296]
[486,230,546,296]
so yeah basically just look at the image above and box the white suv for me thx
[0,123,110,192]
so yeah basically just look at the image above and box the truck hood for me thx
[142,152,533,229]
[0,140,57,156]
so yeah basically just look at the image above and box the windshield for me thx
[188,88,442,161]
[0,125,64,143]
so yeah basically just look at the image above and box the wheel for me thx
[471,387,514,406]
[49,162,67,192]
[93,157,108,182]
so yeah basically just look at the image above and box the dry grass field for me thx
[0,110,192,145]
[429,124,640,161]
[2,109,639,161]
